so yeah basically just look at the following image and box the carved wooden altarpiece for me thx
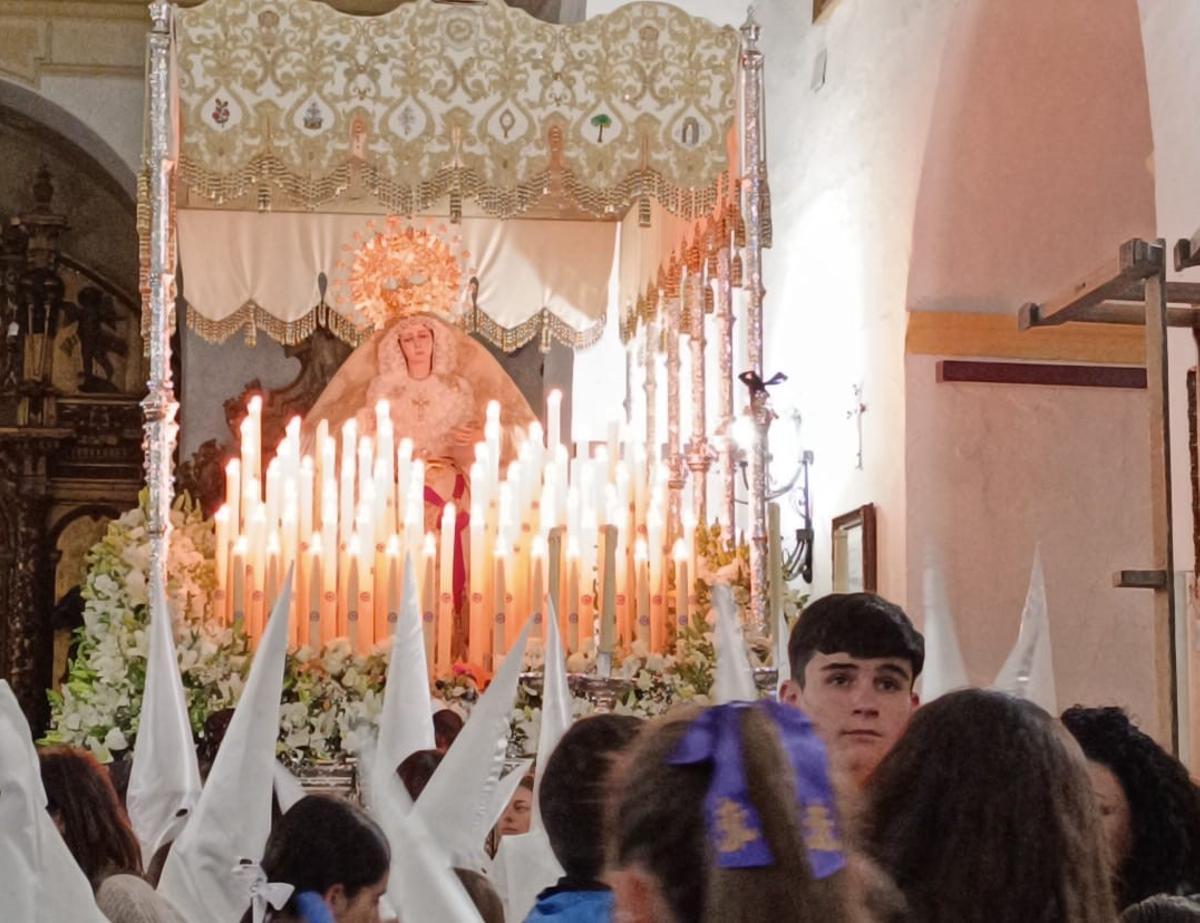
[0,166,143,733]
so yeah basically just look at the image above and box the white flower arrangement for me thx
[45,498,774,766]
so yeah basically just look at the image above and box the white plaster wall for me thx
[905,356,1158,730]
[754,0,962,601]
[35,74,143,175]
[1138,0,1200,578]
[901,0,1161,733]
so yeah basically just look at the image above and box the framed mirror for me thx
[831,503,876,594]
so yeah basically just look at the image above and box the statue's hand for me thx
[450,423,483,447]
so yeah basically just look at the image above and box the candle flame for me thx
[486,400,501,422]
[442,501,457,525]
[635,537,649,561]
[234,535,249,555]
[375,399,390,418]
[348,534,361,556]
[225,458,241,476]
[423,533,437,556]
[566,535,581,558]
[248,395,263,414]
[286,416,301,436]
[532,534,548,557]
[386,534,401,556]
[672,538,689,562]
[310,533,324,555]
[300,455,314,472]
[267,531,281,554]
[342,418,358,437]
[398,437,414,458]
[214,506,229,523]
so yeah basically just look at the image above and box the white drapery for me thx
[177,210,618,344]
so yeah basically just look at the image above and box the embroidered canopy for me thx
[162,0,743,350]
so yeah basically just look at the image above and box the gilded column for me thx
[643,317,658,463]
[741,12,769,635]
[716,245,736,544]
[143,1,179,606]
[665,280,684,541]
[686,267,709,530]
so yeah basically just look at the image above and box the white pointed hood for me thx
[157,568,294,923]
[415,618,533,869]
[775,592,791,698]
[0,681,109,923]
[370,553,434,799]
[713,584,757,703]
[994,548,1057,713]
[363,742,482,923]
[918,559,970,702]
[127,567,203,863]
[492,601,570,923]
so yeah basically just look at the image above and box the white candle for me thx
[214,505,230,624]
[599,525,618,654]
[306,534,323,648]
[385,535,402,635]
[340,421,358,550]
[396,437,413,530]
[493,540,509,665]
[673,538,690,633]
[635,536,651,646]
[530,534,547,638]
[231,535,248,631]
[546,389,562,451]
[299,456,315,543]
[225,459,242,534]
[469,502,487,666]
[566,536,581,653]
[422,532,437,678]
[438,503,457,673]
[346,534,362,655]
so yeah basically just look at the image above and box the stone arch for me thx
[0,77,136,203]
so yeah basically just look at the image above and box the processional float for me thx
[140,0,778,680]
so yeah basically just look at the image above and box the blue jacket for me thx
[523,885,614,923]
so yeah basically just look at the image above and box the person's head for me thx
[1122,895,1200,922]
[454,868,504,923]
[497,773,534,838]
[397,748,443,800]
[608,702,854,923]
[398,321,434,379]
[781,593,924,786]
[244,794,390,923]
[540,714,642,881]
[864,689,1116,923]
[1062,705,1200,908]
[38,746,142,887]
[433,708,464,753]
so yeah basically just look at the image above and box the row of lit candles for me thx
[213,393,700,673]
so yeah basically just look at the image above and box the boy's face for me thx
[781,651,918,786]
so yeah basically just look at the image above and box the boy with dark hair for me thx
[781,592,924,788]
[525,713,643,923]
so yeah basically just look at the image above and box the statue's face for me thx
[398,324,434,376]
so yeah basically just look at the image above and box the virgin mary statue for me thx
[304,313,535,529]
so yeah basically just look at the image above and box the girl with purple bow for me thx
[606,700,886,923]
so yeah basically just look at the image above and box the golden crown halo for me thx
[335,216,474,330]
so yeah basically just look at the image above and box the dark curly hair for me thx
[864,690,1117,923]
[1062,706,1200,908]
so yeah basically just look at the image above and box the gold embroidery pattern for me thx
[713,796,760,855]
[173,0,740,219]
[802,804,842,854]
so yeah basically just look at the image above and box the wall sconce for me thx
[728,406,815,584]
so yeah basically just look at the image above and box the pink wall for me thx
[904,0,1162,735]
[908,0,1156,316]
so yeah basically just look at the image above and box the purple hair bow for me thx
[667,700,845,877]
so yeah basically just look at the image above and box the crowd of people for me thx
[22,592,1200,922]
